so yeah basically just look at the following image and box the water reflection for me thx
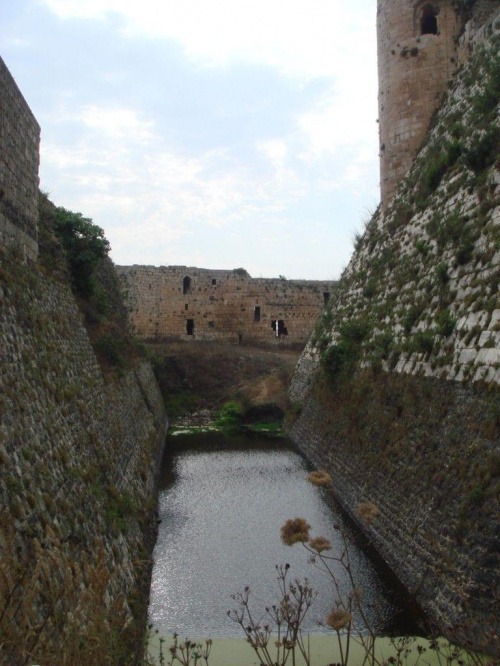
[149,433,401,638]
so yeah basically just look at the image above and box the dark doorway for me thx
[323,292,330,305]
[186,319,194,335]
[183,276,191,294]
[211,278,217,285]
[238,334,243,344]
[421,5,438,34]
[254,306,261,322]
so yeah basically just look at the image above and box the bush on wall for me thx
[53,207,110,297]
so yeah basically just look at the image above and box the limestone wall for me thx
[117,265,335,347]
[0,253,167,663]
[288,11,500,653]
[0,57,40,262]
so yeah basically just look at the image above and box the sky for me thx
[1,0,380,279]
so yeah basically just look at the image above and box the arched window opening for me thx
[183,276,191,294]
[421,5,438,35]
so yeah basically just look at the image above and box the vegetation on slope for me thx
[38,193,148,372]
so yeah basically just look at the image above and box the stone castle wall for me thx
[117,265,335,346]
[0,57,168,663]
[377,0,498,207]
[0,56,40,262]
[289,10,500,651]
[0,253,167,662]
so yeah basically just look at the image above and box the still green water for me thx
[148,433,414,640]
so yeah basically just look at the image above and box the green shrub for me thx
[339,318,371,343]
[53,207,110,297]
[436,310,456,337]
[436,262,449,285]
[373,331,393,359]
[415,240,429,256]
[456,238,475,265]
[411,330,435,355]
[464,126,500,174]
[320,340,358,382]
[215,401,243,427]
[423,140,462,194]
[362,280,377,299]
[403,305,422,335]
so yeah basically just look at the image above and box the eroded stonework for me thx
[117,265,336,346]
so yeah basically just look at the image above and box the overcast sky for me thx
[1,0,379,279]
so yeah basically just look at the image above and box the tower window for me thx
[183,276,191,294]
[421,5,438,35]
[186,319,194,335]
[254,306,261,322]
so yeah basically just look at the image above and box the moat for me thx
[148,433,419,639]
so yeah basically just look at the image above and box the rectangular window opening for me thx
[186,319,194,335]
[272,319,288,337]
[254,306,261,323]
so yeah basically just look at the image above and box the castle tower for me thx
[377,0,463,206]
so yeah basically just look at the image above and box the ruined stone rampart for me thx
[117,264,335,346]
[288,10,500,652]
[0,56,40,262]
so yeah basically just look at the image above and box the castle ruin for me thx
[117,264,335,346]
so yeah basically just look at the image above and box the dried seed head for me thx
[280,518,311,546]
[308,470,332,487]
[356,502,380,522]
[309,536,332,553]
[326,609,352,631]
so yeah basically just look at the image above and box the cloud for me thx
[42,0,376,81]
[76,105,155,142]
[23,0,381,277]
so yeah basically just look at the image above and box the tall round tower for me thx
[377,0,463,206]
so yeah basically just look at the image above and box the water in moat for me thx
[149,432,416,639]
